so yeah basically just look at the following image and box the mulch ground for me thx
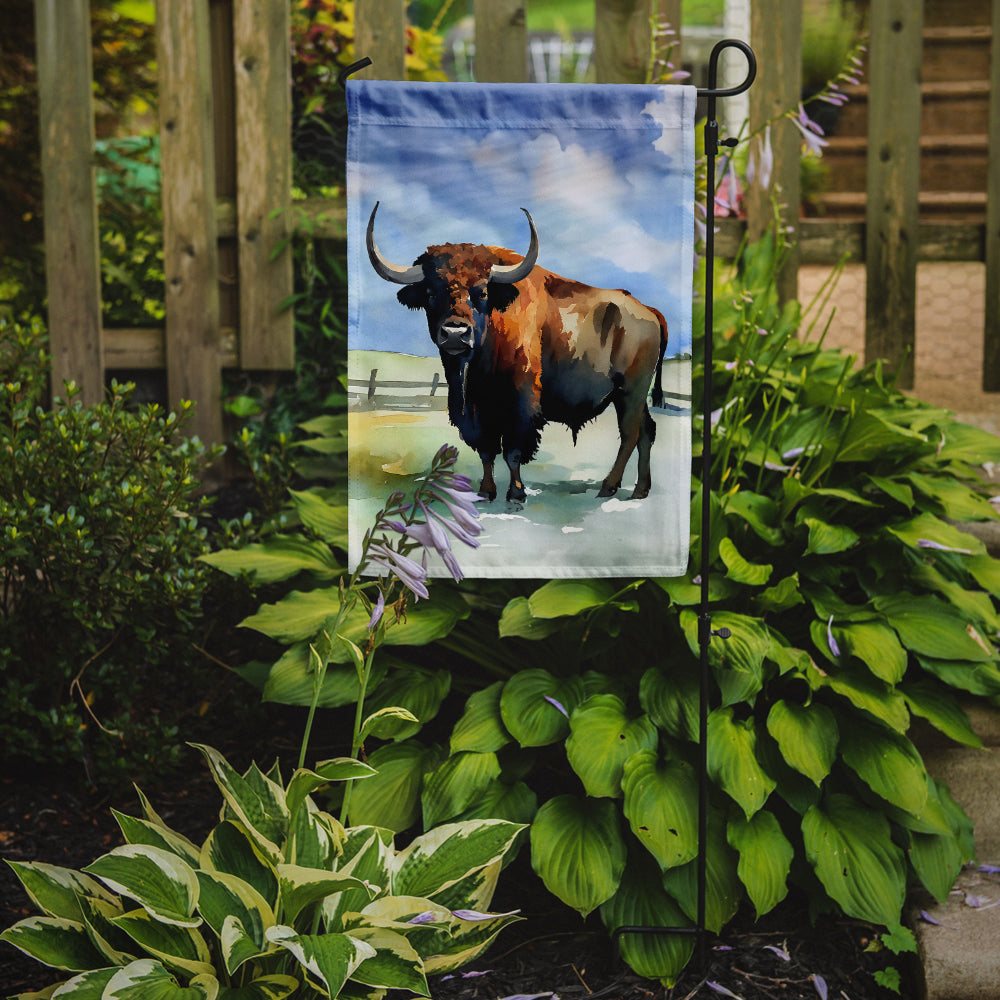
[1,738,913,1000]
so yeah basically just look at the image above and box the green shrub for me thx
[0,317,220,783]
[1,743,524,997]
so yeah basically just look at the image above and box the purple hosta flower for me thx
[747,124,774,191]
[917,538,973,555]
[426,481,483,542]
[706,982,742,999]
[812,974,828,1000]
[451,908,521,921]
[979,864,1000,874]
[715,157,742,216]
[791,104,829,156]
[407,911,438,925]
[367,542,429,600]
[763,944,790,962]
[827,615,842,658]
[544,695,569,718]
[367,590,385,631]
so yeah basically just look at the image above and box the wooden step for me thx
[813,190,987,222]
[922,25,993,83]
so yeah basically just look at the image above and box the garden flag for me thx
[347,80,697,578]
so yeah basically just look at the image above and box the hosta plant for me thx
[1,743,523,999]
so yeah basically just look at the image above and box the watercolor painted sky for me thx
[346,80,698,360]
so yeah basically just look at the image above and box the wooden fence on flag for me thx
[33,0,1000,445]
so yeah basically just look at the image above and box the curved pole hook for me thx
[697,38,756,99]
[337,56,373,90]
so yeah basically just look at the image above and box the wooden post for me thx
[157,0,223,444]
[354,0,406,80]
[233,0,294,369]
[746,0,801,305]
[983,0,1000,390]
[474,0,526,82]
[864,0,923,389]
[34,0,104,405]
[594,0,657,84]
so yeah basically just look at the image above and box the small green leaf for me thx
[727,811,793,917]
[765,700,838,786]
[527,579,617,618]
[718,537,772,585]
[707,708,776,818]
[803,517,859,556]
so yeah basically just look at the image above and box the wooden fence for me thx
[33,0,1000,445]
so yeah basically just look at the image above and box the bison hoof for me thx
[597,483,619,498]
[478,486,497,502]
[630,486,650,500]
[506,484,527,503]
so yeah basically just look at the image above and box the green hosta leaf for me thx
[83,846,200,928]
[727,811,793,918]
[421,751,502,828]
[916,655,1000,697]
[450,682,511,754]
[866,474,914,509]
[497,596,564,639]
[906,472,998,522]
[802,793,906,926]
[935,421,1000,465]
[216,975,299,1000]
[565,695,658,798]
[347,740,442,832]
[195,871,273,974]
[809,661,910,732]
[4,862,118,923]
[0,916,107,971]
[527,579,617,618]
[718,537,772,586]
[680,610,770,706]
[111,908,214,978]
[874,594,995,662]
[393,820,524,901]
[261,643,383,709]
[835,621,907,684]
[346,926,428,994]
[103,959,218,1000]
[499,670,584,747]
[639,664,699,742]
[835,409,927,463]
[967,553,1000,597]
[724,490,784,545]
[765,700,838,786]
[200,535,340,584]
[909,786,967,907]
[277,865,374,925]
[803,517,859,556]
[200,822,278,910]
[288,488,349,547]
[112,812,201,868]
[621,751,698,871]
[530,795,626,917]
[190,746,287,862]
[901,680,982,748]
[839,718,929,816]
[453,779,538,827]
[911,562,1000,633]
[599,853,694,987]
[885,512,985,557]
[661,810,741,933]
[707,708,776,818]
[755,573,804,614]
[362,667,451,740]
[655,572,737,606]
[265,926,375,998]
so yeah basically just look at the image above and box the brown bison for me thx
[366,202,669,503]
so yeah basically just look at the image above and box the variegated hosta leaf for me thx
[83,846,200,928]
[450,681,511,754]
[802,793,906,926]
[102,958,218,999]
[112,810,202,868]
[599,853,694,987]
[726,810,793,917]
[765,700,838,786]
[285,760,376,824]
[529,795,626,917]
[276,864,375,925]
[565,695,658,799]
[421,751,501,829]
[265,926,376,998]
[77,894,136,966]
[707,707,776,818]
[0,916,107,971]
[421,907,522,975]
[4,861,118,922]
[200,822,278,910]
[195,871,274,974]
[110,908,213,979]
[621,751,699,871]
[190,745,287,863]
[46,965,118,997]
[391,820,524,901]
[344,926,429,995]
[214,974,299,1000]
[322,829,393,931]
[288,802,344,870]
[424,859,501,915]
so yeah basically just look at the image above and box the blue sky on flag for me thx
[348,81,697,359]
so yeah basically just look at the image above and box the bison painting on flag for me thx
[347,80,697,578]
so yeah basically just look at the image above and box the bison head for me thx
[366,202,538,357]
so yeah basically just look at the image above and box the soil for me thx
[0,737,913,1000]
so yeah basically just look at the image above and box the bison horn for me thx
[490,208,539,284]
[366,202,424,285]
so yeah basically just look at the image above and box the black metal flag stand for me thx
[340,37,758,974]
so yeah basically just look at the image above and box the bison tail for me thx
[651,309,668,408]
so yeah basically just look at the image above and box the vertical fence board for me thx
[864,0,923,389]
[983,0,1000,390]
[157,0,223,444]
[746,0,801,303]
[594,0,656,84]
[474,0,526,82]
[34,0,103,404]
[233,0,294,369]
[659,0,683,75]
[355,0,406,80]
